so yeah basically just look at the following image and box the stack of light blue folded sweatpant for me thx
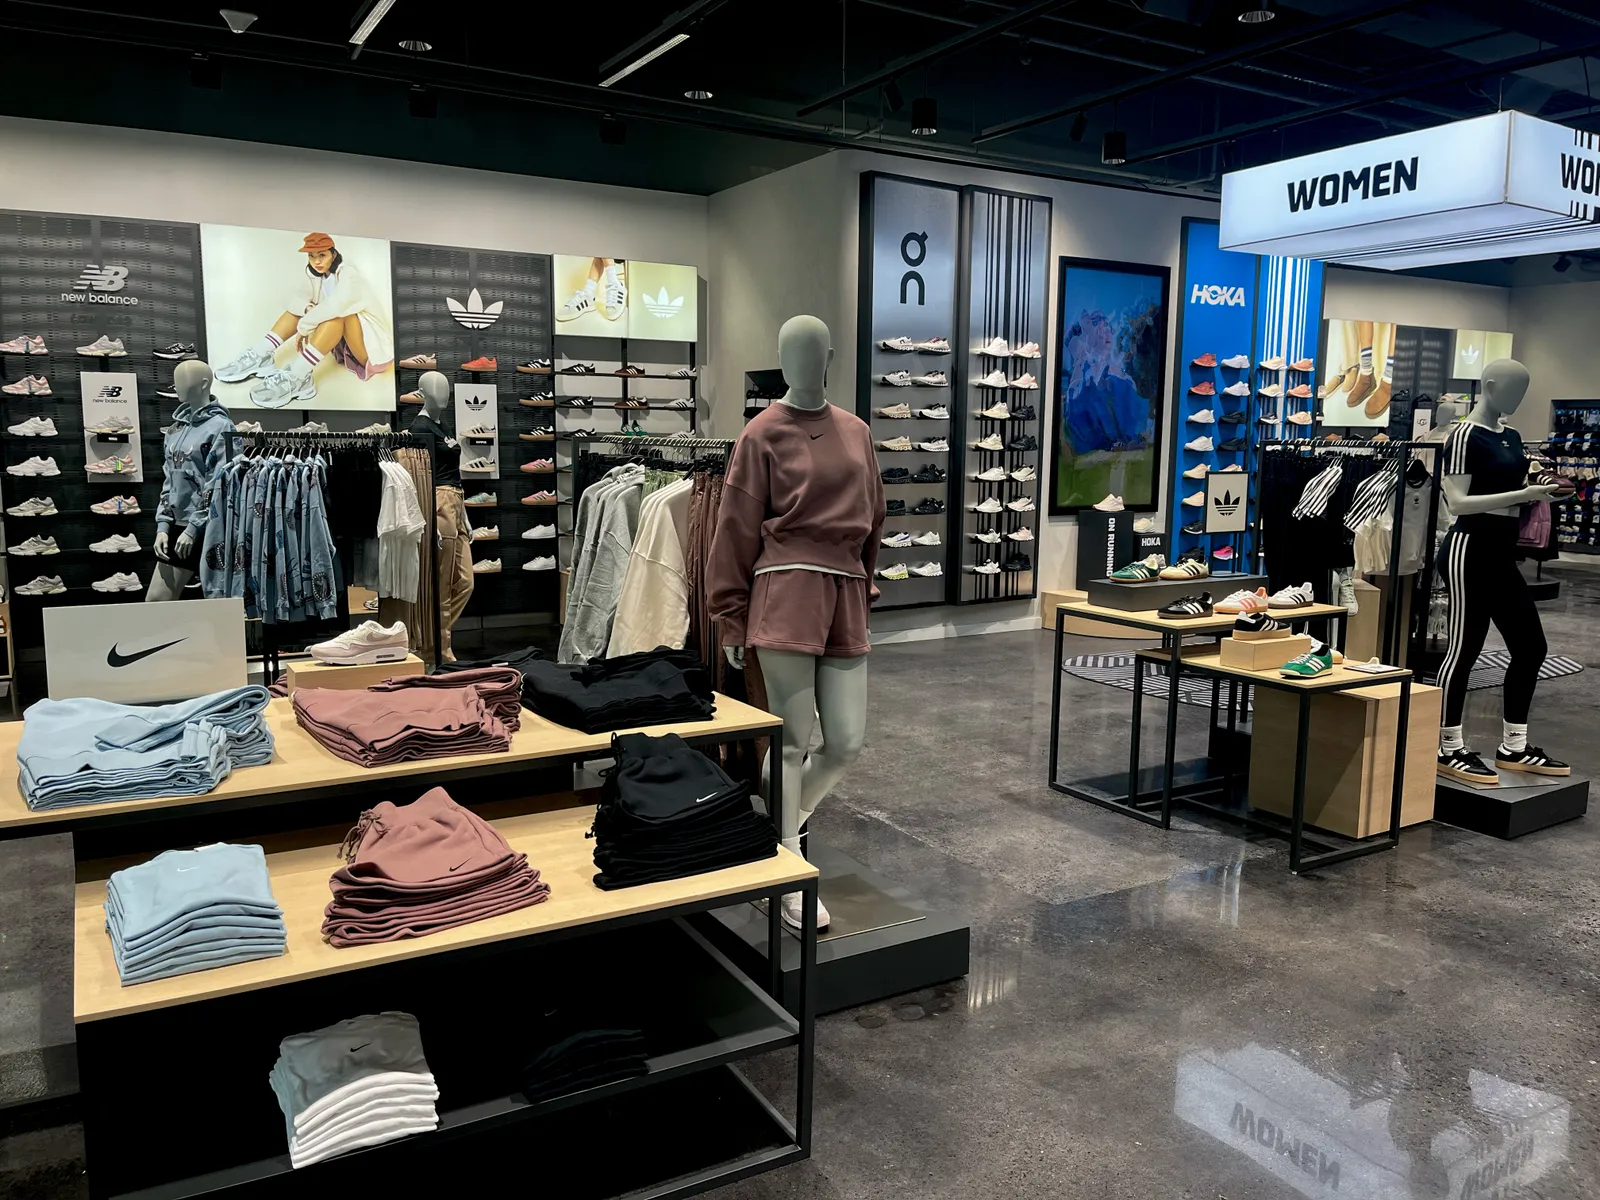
[104,842,286,985]
[18,685,274,811]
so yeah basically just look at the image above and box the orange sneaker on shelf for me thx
[461,356,498,372]
[399,389,424,405]
[1290,357,1315,372]
[1191,352,1217,368]
[1287,383,1313,398]
[1189,380,1216,396]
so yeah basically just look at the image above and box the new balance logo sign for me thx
[1213,489,1242,517]
[446,288,504,330]
[93,385,130,404]
[642,287,685,319]
[1191,284,1247,307]
[65,265,137,306]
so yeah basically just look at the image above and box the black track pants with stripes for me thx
[1435,525,1547,727]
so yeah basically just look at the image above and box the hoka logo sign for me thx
[1191,284,1247,307]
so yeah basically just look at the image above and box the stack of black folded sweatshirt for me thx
[523,648,715,734]
[434,646,545,676]
[521,1026,649,1104]
[590,732,777,890]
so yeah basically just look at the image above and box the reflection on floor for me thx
[5,567,1600,1197]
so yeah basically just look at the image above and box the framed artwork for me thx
[1050,257,1170,514]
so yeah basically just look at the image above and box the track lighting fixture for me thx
[911,97,937,136]
[1102,129,1127,165]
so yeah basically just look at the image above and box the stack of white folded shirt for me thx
[268,1011,439,1169]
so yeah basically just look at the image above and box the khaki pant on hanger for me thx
[435,486,474,661]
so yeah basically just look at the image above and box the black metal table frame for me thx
[1048,605,1414,874]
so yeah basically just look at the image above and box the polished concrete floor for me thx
[4,567,1599,1198]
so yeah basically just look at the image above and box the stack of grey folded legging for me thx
[18,686,274,811]
[103,843,286,986]
[322,786,550,947]
[269,1011,439,1169]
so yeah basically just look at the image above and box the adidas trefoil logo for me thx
[464,395,488,410]
[446,288,504,330]
[642,287,685,320]
[1461,344,1481,364]
[1213,489,1241,517]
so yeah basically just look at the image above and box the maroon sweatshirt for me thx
[707,402,885,646]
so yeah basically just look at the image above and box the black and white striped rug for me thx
[1061,650,1584,710]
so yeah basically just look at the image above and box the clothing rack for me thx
[1254,438,1443,666]
[568,434,734,513]
[220,429,442,680]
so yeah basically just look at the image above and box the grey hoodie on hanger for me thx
[157,397,236,539]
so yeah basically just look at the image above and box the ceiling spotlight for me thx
[911,97,938,136]
[684,86,713,101]
[398,38,432,52]
[1102,129,1127,165]
[408,83,437,119]
[1237,0,1275,23]
[883,79,904,113]
[1554,254,1574,273]
[1069,112,1088,142]
[189,53,222,90]
[218,8,256,33]
[600,113,627,146]
[600,32,689,88]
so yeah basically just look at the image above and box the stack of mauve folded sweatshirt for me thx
[322,786,550,947]
[291,667,522,767]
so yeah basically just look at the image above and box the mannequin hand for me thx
[723,645,746,670]
[1522,483,1562,503]
[175,531,196,559]
[153,530,170,562]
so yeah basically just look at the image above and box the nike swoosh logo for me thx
[349,1043,371,1054]
[175,867,196,873]
[694,792,718,804]
[810,433,825,439]
[107,638,186,668]
[448,859,470,871]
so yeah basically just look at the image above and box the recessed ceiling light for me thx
[684,87,713,101]
[1237,0,1275,23]
[218,8,256,33]
[399,38,432,52]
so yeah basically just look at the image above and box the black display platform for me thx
[1084,572,1267,613]
[697,841,969,1015]
[1434,771,1589,839]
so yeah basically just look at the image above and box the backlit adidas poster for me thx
[553,254,629,337]
[1205,471,1247,534]
[1451,328,1512,382]
[626,261,699,342]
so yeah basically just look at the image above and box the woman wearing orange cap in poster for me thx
[215,232,395,408]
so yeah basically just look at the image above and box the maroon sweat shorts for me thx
[747,569,870,658]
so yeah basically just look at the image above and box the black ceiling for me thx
[0,0,1598,199]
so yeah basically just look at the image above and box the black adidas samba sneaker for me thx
[1437,747,1498,786]
[1158,592,1213,620]
[1494,745,1570,776]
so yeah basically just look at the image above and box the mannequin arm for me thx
[1442,474,1557,516]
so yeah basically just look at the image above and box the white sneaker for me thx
[86,455,135,475]
[473,558,503,573]
[462,456,496,471]
[92,572,142,592]
[876,436,912,451]
[7,496,56,516]
[1013,342,1042,359]
[1259,383,1283,398]
[1010,466,1037,482]
[1269,581,1315,609]
[1182,491,1206,507]
[234,420,264,434]
[779,891,832,933]
[882,532,914,548]
[977,369,1010,388]
[1010,373,1039,390]
[1222,381,1251,397]
[1260,356,1286,371]
[557,288,597,322]
[1287,411,1314,426]
[1183,464,1208,479]
[522,524,557,539]
[7,417,56,436]
[910,561,943,577]
[971,496,1003,513]
[216,345,273,382]
[973,466,1008,481]
[88,416,135,436]
[11,535,59,555]
[979,337,1010,356]
[249,362,317,408]
[978,401,1011,420]
[968,561,1001,575]
[309,620,409,665]
[1093,494,1125,512]
[878,563,910,580]
[1132,516,1159,534]
[1221,354,1251,369]
[1184,436,1214,453]
[916,405,949,419]
[7,456,59,476]
[876,402,913,419]
[471,526,499,540]
[90,495,140,515]
[974,530,1001,544]
[76,335,126,356]
[600,269,627,321]
[464,424,496,437]
[523,555,558,571]
[1188,409,1215,424]
[879,336,916,352]
[1006,497,1036,512]
[910,372,948,387]
[913,337,950,354]
[911,530,942,546]
[1007,527,1034,541]
[880,370,913,387]
[15,574,65,594]
[972,433,1004,451]
[89,533,139,553]
[914,438,948,452]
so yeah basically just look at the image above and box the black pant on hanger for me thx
[1436,516,1547,727]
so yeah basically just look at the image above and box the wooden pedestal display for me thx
[284,654,425,693]
[1042,590,1146,639]
[1218,634,1311,672]
[1250,681,1441,838]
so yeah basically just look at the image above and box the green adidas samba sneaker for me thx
[1109,554,1167,583]
[1279,640,1335,679]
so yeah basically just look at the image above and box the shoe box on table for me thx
[1083,573,1268,614]
[285,654,426,694]
[1218,633,1312,671]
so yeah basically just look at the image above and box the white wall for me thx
[1509,279,1600,439]
[709,149,1216,637]
[1324,267,1511,331]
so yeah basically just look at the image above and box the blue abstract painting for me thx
[1050,259,1169,514]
